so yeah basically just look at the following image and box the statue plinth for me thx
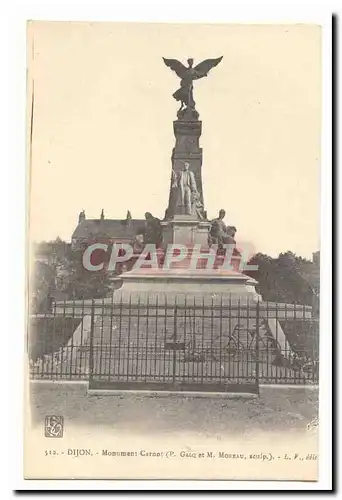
[161,215,210,247]
[177,107,199,121]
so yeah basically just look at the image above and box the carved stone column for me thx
[163,113,210,246]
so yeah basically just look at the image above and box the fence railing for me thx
[28,296,319,387]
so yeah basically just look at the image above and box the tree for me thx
[246,251,317,305]
[31,261,55,313]
[33,237,115,301]
[64,241,113,300]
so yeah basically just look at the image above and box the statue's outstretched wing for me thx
[163,58,188,78]
[193,56,223,79]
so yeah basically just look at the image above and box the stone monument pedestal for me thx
[161,215,210,247]
[116,266,260,304]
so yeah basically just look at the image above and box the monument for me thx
[117,56,259,300]
[162,57,223,247]
[53,56,313,390]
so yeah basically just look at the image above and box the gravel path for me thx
[29,382,318,437]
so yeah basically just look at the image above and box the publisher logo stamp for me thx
[45,416,64,438]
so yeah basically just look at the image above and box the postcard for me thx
[25,20,322,482]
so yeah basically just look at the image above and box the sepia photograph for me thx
[22,18,329,484]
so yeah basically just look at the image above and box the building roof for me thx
[72,219,145,241]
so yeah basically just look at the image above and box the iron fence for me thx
[28,295,319,390]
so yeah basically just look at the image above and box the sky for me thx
[28,21,321,258]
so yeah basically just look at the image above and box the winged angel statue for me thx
[163,56,223,116]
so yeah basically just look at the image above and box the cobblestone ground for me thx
[29,382,318,437]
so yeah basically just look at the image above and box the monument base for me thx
[161,215,210,247]
[117,266,260,303]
